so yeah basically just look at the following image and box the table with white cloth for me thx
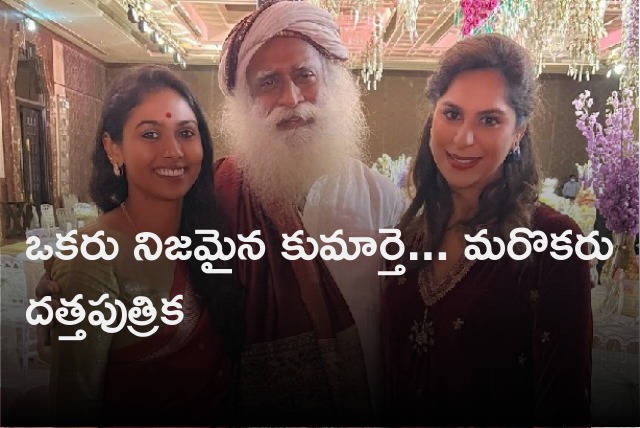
[1,241,49,387]
[591,286,640,425]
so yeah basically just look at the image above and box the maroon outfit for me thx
[102,263,231,425]
[214,156,371,424]
[382,204,592,426]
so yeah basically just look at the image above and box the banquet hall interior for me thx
[0,0,638,425]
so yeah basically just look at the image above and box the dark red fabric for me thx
[214,156,357,345]
[102,262,231,424]
[213,156,371,424]
[382,204,592,426]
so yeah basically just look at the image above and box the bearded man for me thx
[215,0,407,423]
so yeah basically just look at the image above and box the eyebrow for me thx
[252,63,316,80]
[135,119,197,129]
[253,70,277,81]
[441,102,507,115]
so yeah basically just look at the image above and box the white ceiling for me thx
[3,0,624,72]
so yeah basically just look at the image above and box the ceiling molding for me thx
[2,0,623,72]
[3,0,107,57]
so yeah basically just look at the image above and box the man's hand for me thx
[34,259,60,362]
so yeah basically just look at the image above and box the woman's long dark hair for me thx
[90,65,243,357]
[400,34,541,256]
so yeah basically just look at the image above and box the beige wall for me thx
[359,70,621,181]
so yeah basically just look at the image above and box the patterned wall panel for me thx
[65,87,102,200]
[59,45,106,200]
[63,45,106,99]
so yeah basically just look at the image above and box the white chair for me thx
[29,205,39,229]
[21,257,43,369]
[25,227,59,240]
[73,202,99,226]
[0,255,33,379]
[39,204,56,229]
[0,255,27,320]
[56,207,76,232]
[62,194,78,209]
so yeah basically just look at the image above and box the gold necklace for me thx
[120,201,139,234]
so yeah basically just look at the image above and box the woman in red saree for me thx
[382,34,592,426]
[49,66,243,425]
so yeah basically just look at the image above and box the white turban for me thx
[218,0,349,97]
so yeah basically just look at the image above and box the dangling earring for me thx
[108,155,123,176]
[505,145,521,163]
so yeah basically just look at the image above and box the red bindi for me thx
[165,112,172,118]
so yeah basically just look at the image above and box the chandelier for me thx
[397,0,420,41]
[309,0,421,90]
[565,0,607,81]
[360,12,385,90]
[456,0,608,81]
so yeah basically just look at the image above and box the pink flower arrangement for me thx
[460,0,501,35]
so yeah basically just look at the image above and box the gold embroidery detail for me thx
[529,289,539,302]
[417,258,476,306]
[239,327,370,420]
[518,353,527,366]
[409,311,434,355]
[409,257,475,356]
[453,318,464,330]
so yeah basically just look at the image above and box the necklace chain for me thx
[120,201,139,234]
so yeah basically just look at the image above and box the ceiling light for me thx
[151,30,162,44]
[142,1,152,11]
[173,51,182,63]
[127,5,139,23]
[614,63,625,75]
[24,17,36,32]
[138,19,150,33]
[202,43,222,51]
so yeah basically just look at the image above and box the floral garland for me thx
[371,153,412,190]
[458,0,501,36]
[573,89,639,234]
[621,0,639,97]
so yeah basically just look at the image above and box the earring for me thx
[112,163,122,177]
[505,145,521,163]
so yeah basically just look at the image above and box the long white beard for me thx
[220,64,367,208]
